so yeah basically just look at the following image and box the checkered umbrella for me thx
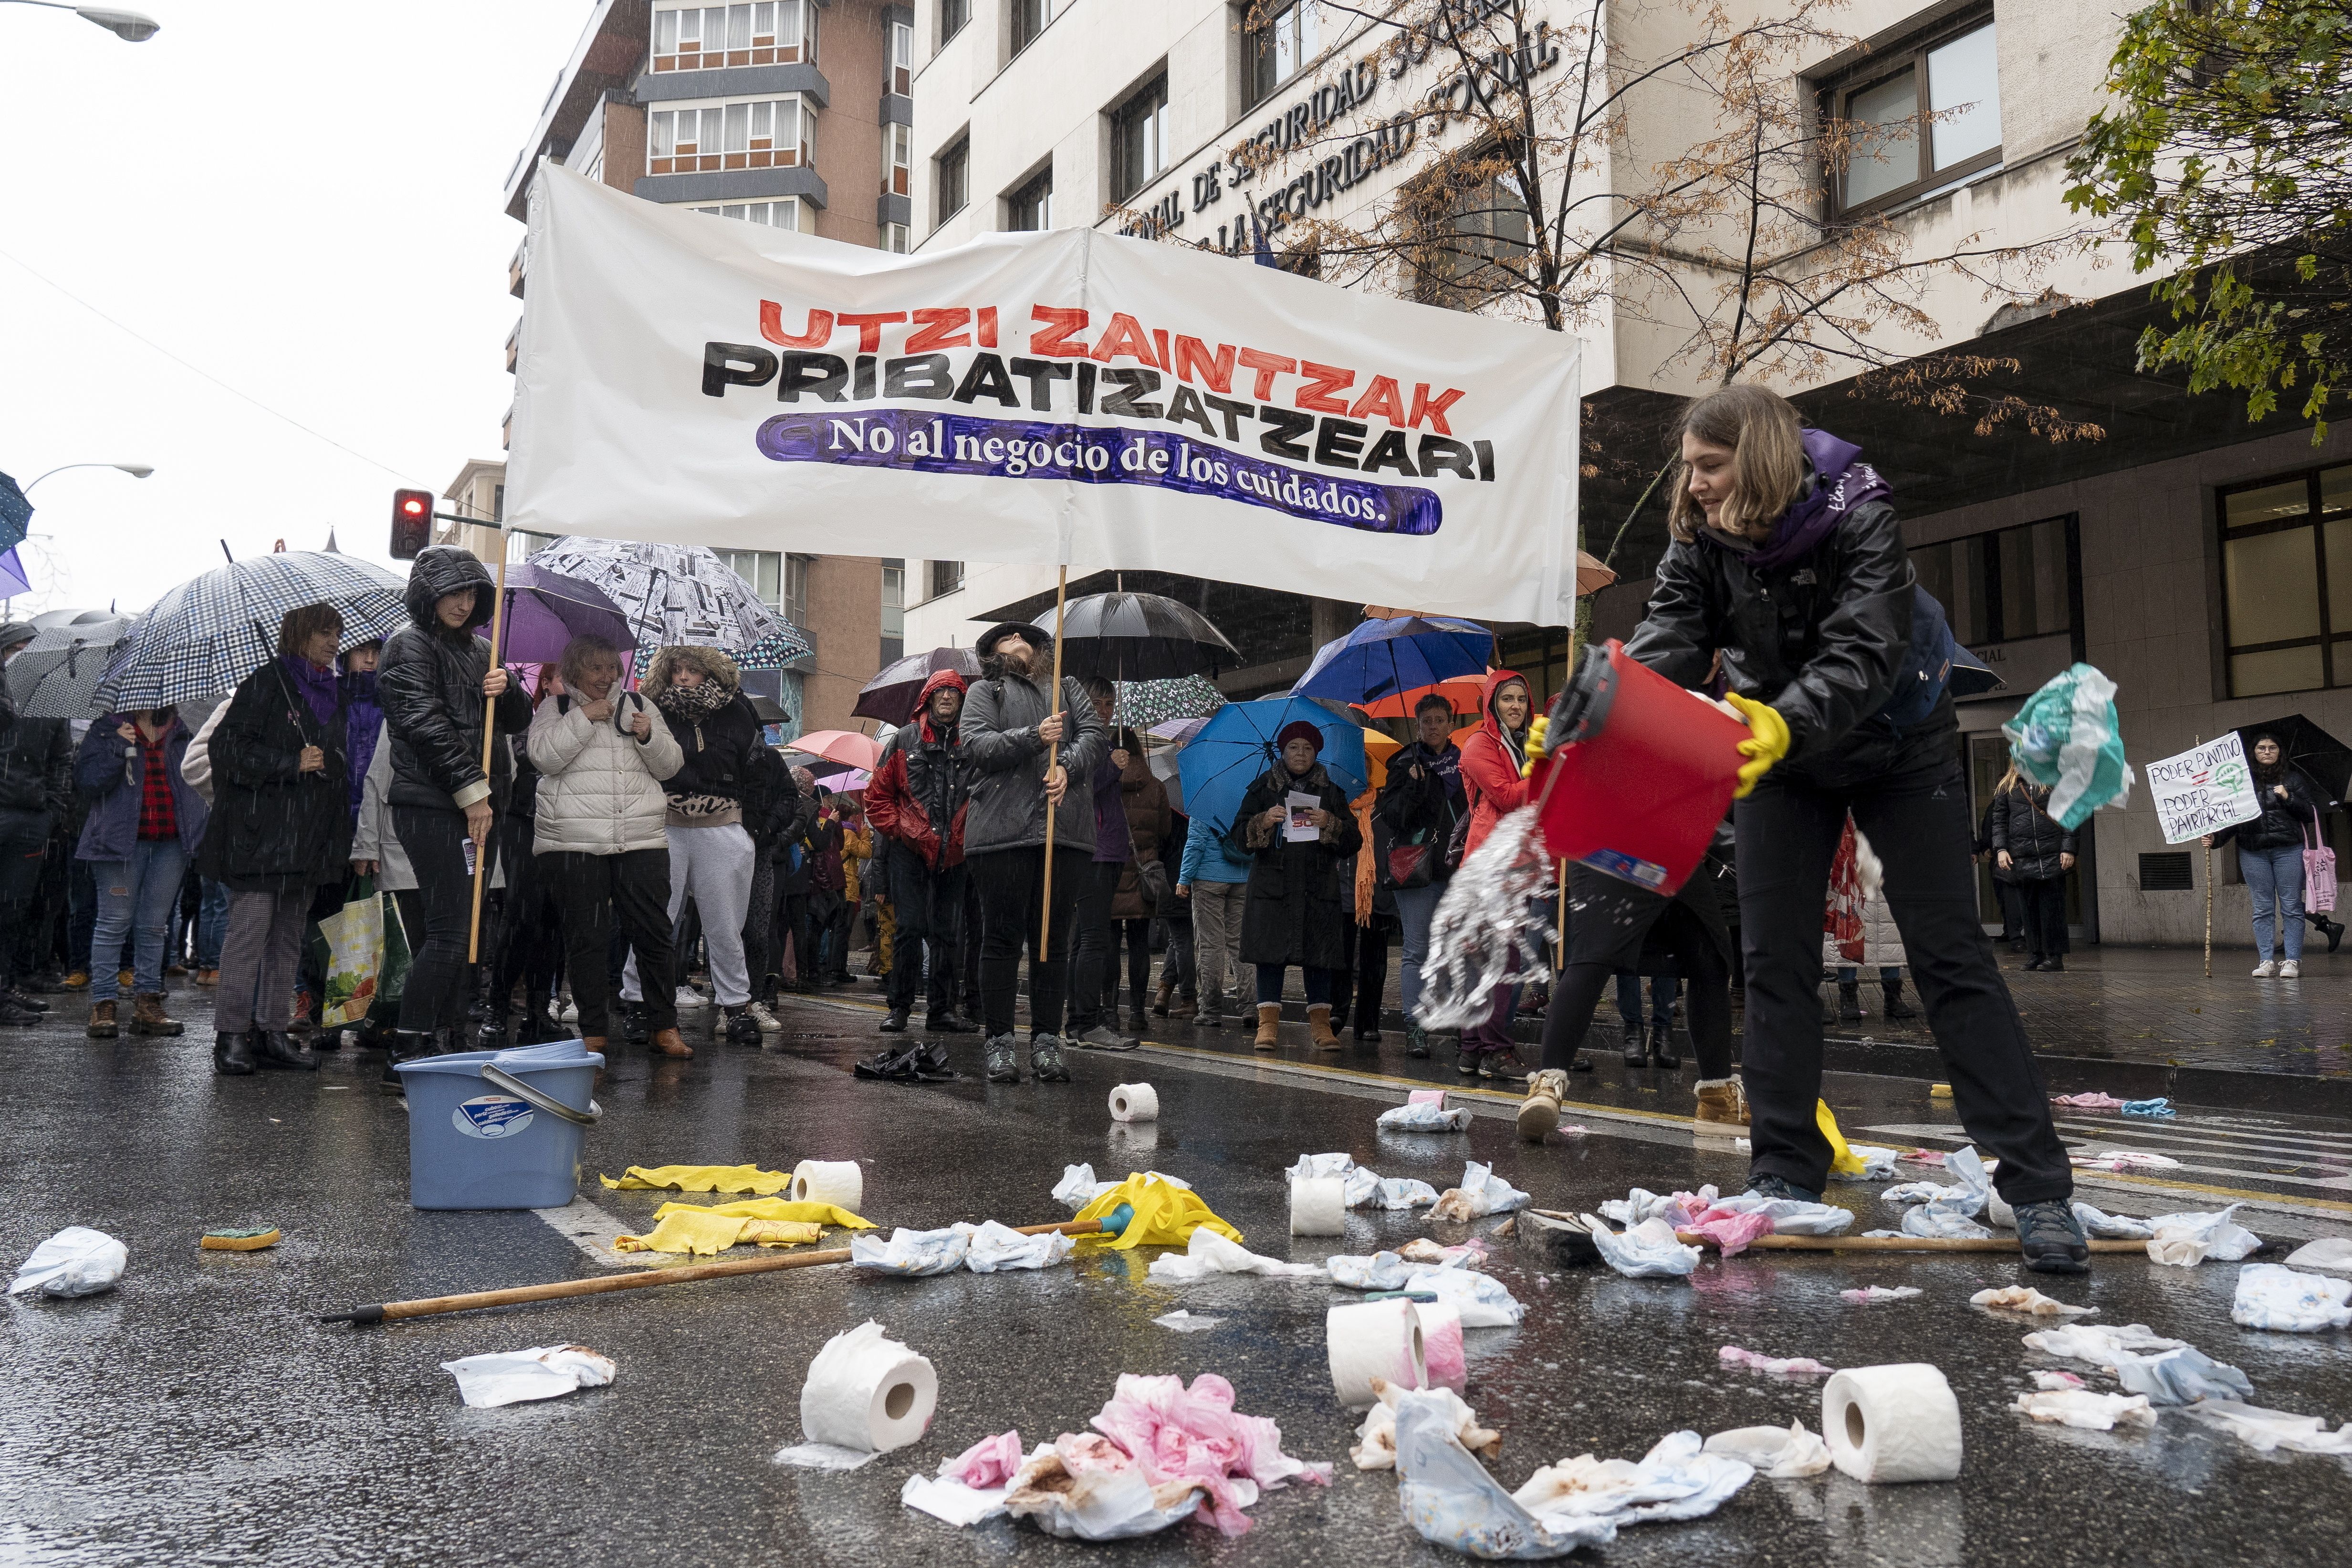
[93,552,408,713]
[5,616,136,719]
[525,538,814,672]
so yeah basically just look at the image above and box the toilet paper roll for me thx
[1327,1299,1427,1406]
[1419,1302,1467,1393]
[1822,1364,1963,1483]
[790,1159,865,1213]
[800,1320,938,1453]
[1290,1174,1348,1236]
[1108,1083,1159,1122]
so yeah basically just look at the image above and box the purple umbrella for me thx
[475,563,631,668]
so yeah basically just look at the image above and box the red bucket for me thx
[1529,640,1748,895]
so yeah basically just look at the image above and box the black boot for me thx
[382,1029,432,1088]
[1881,978,1917,1019]
[2326,918,2347,955]
[1647,1018,1679,1068]
[622,1000,650,1045]
[879,1005,911,1034]
[1836,981,1863,1022]
[1621,1022,1647,1066]
[254,1030,318,1071]
[213,1030,256,1076]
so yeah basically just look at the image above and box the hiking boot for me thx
[650,1027,693,1058]
[212,1030,256,1076]
[253,1030,318,1071]
[622,1000,650,1045]
[984,1033,1021,1084]
[1880,978,1917,1019]
[128,993,183,1036]
[86,1000,118,1039]
[1479,1054,1527,1085]
[1647,1019,1679,1068]
[1306,1004,1340,1052]
[927,1009,978,1034]
[1517,1068,1568,1142]
[1694,1077,1750,1127]
[2014,1199,2091,1275]
[1253,1003,1281,1051]
[879,1005,911,1034]
[1836,981,1863,1022]
[1030,1035,1071,1083]
[1152,976,1174,1016]
[62,970,89,990]
[1746,1172,1824,1204]
[1406,1023,1431,1059]
[1172,996,1197,1022]
[383,1029,434,1088]
[1077,1024,1133,1051]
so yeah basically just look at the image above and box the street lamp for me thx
[24,462,155,492]
[0,3,160,42]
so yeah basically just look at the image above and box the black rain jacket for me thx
[378,546,531,814]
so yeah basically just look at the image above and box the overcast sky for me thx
[0,0,588,617]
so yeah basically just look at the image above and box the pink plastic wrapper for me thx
[1688,1209,1776,1257]
[1420,1303,1468,1393]
[941,1429,1024,1489]
[1719,1345,1836,1379]
[1087,1372,1326,1537]
[2051,1092,2126,1111]
[1408,1090,1448,1108]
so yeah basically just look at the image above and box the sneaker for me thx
[0,999,41,1029]
[1406,1023,1431,1059]
[2014,1199,2091,1274]
[984,1033,1021,1084]
[5,988,51,1013]
[746,1001,783,1032]
[559,999,579,1024]
[2252,960,2279,978]
[675,985,710,1009]
[1480,1056,1527,1086]
[1746,1172,1824,1204]
[723,1007,762,1046]
[1077,1024,1135,1052]
[1030,1035,1072,1083]
[2279,960,2301,980]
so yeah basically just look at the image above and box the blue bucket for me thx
[395,1041,605,1210]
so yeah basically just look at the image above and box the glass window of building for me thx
[1411,160,1531,310]
[881,558,905,664]
[785,553,812,627]
[1012,0,1061,57]
[884,220,910,253]
[713,547,784,610]
[649,97,811,175]
[930,560,965,597]
[692,199,800,230]
[652,2,810,72]
[937,138,971,222]
[1110,73,1172,206]
[2219,464,2352,696]
[940,0,970,45]
[884,121,912,197]
[1827,11,2001,212]
[889,17,914,94]
[1007,166,1055,231]
[1908,516,2075,648]
[1247,1,1322,109]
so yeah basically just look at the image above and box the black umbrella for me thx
[853,645,982,725]
[5,616,136,719]
[1031,592,1238,681]
[2234,714,2352,805]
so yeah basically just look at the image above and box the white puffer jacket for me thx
[1822,828,1908,969]
[528,692,685,856]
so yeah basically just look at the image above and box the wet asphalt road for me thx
[4,983,2351,1568]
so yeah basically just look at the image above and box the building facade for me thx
[499,0,913,734]
[893,0,2350,947]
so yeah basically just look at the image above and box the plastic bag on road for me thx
[1590,1217,1701,1279]
[2232,1264,2352,1332]
[9,1226,126,1299]
[1703,1422,1831,1478]
[440,1344,616,1409]
[851,1224,972,1277]
[1392,1393,1619,1558]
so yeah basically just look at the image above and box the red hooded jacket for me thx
[1455,667,1531,860]
[866,669,971,869]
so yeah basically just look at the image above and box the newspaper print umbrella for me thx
[1114,675,1225,729]
[94,552,408,713]
[4,616,136,719]
[526,538,813,672]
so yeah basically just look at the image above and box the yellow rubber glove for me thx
[1519,713,1551,779]
[1723,691,1789,799]
[1816,1098,1867,1177]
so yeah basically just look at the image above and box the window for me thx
[1110,73,1172,205]
[883,121,912,197]
[2218,463,2352,696]
[1246,1,1321,109]
[940,0,969,45]
[1012,0,1061,56]
[493,483,506,523]
[652,2,811,71]
[1411,161,1531,309]
[929,560,965,597]
[712,547,784,610]
[1826,13,2001,213]
[649,97,812,175]
[937,138,970,223]
[1908,516,2074,648]
[785,554,812,628]
[1007,166,1054,231]
[889,18,913,95]
[693,199,801,230]
[883,221,910,253]
[881,558,905,665]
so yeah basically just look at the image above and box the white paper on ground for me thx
[1151,1310,1225,1332]
[440,1345,617,1409]
[1405,1265,1525,1328]
[2112,1345,2255,1405]
[1704,1422,1832,1478]
[1591,1217,1701,1279]
[1378,1102,1474,1132]
[851,1224,973,1276]
[2071,1202,2154,1240]
[2188,1401,2352,1456]
[1971,1286,2097,1317]
[1428,1161,1531,1223]
[2232,1264,2352,1331]
[1370,1177,1442,1208]
[965,1220,1075,1273]
[2021,1323,2188,1369]
[9,1226,127,1298]
[900,1472,1009,1525]
[773,1442,884,1470]
[2013,1390,2155,1431]
[1145,1228,1325,1282]
[1327,1251,1413,1291]
[1840,1286,1923,1305]
[1054,1163,1115,1212]
[1706,1194,1855,1236]
[1510,1430,1755,1525]
[2283,1236,2352,1273]
[1901,1207,1994,1240]
[2144,1205,2262,1266]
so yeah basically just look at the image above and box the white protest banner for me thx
[506,166,1581,623]
[2144,734,2261,845]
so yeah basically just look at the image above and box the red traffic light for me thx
[389,488,435,560]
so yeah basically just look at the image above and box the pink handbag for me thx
[2307,808,2340,914]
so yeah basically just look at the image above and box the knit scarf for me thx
[1702,428,1892,573]
[655,679,732,722]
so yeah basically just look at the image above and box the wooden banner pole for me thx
[1037,565,1070,955]
[466,556,510,964]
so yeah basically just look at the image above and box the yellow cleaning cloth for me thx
[1816,1100,1867,1177]
[1071,1172,1243,1251]
[653,1198,872,1230]
[614,1211,823,1254]
[599,1163,793,1194]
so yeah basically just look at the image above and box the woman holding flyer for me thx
[1232,721,1360,1052]
[2203,733,2321,978]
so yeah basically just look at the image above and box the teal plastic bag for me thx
[2000,664,2136,829]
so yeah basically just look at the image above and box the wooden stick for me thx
[1037,564,1069,954]
[466,555,511,964]
[324,1213,1120,1324]
[2204,839,2213,980]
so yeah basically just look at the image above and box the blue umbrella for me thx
[1176,697,1369,836]
[1290,614,1492,705]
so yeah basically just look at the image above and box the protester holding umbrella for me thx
[74,704,205,1039]
[195,604,355,1074]
[867,668,976,1035]
[1375,691,1467,1057]
[530,634,689,1057]
[376,546,532,1066]
[2203,732,2322,978]
[1233,721,1361,1050]
[962,621,1107,1084]
[0,620,72,1026]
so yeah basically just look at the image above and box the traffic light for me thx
[390,489,434,559]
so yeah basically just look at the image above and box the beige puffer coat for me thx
[527,691,686,856]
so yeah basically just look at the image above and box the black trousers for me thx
[971,846,1084,1039]
[545,849,677,1039]
[1334,911,1392,1030]
[1735,745,2071,1203]
[1066,859,1123,1031]
[0,806,51,989]
[495,836,564,1014]
[394,805,481,1035]
[1993,877,2025,943]
[776,891,813,987]
[2017,876,2070,959]
[1108,917,1150,1018]
[742,843,777,996]
[885,845,967,1017]
[961,875,983,1014]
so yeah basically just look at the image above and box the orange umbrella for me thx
[1363,730,1403,789]
[1355,672,1490,720]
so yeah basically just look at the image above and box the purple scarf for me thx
[343,668,381,817]
[280,654,339,729]
[1704,428,1892,573]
